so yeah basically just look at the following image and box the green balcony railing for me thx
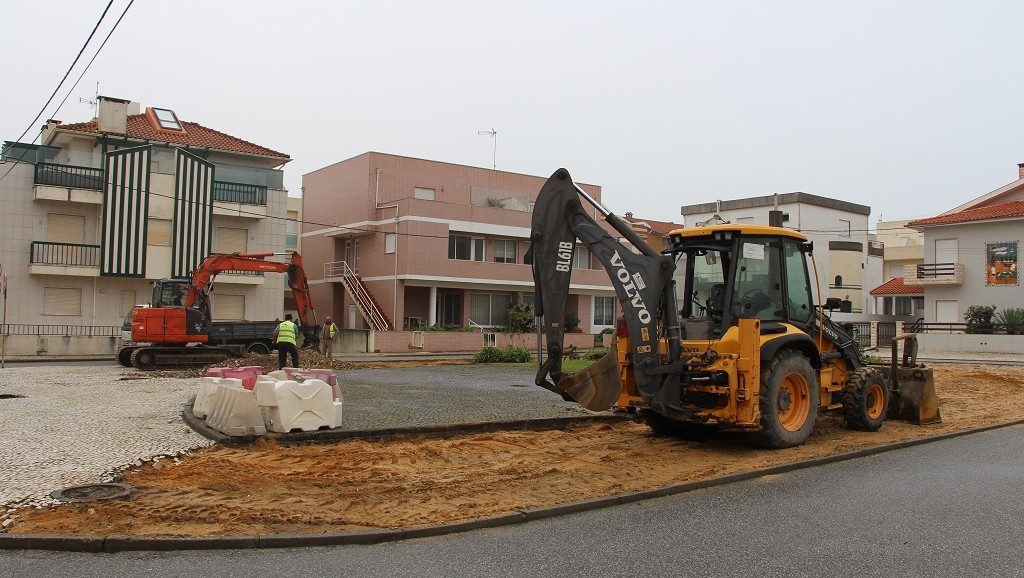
[212,181,267,205]
[34,162,104,190]
[30,241,101,267]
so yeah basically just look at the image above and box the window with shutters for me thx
[42,287,82,316]
[148,218,172,246]
[47,213,85,244]
[215,227,248,254]
[212,294,245,320]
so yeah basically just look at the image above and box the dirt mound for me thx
[133,350,356,379]
[10,363,1024,537]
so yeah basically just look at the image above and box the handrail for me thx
[29,241,100,267]
[34,162,103,190]
[327,261,389,331]
[0,324,120,337]
[916,262,957,278]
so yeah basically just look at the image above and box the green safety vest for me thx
[325,323,337,339]
[276,320,297,345]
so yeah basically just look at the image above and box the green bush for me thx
[506,302,536,334]
[964,305,997,334]
[416,324,477,332]
[586,347,611,360]
[473,346,533,363]
[995,307,1024,335]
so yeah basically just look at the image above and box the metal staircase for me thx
[325,261,390,331]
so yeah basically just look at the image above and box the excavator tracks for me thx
[127,346,244,370]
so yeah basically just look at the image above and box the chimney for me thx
[97,96,131,134]
[1018,163,1024,181]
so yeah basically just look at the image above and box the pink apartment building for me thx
[301,153,618,334]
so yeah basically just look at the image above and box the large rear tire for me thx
[758,350,819,448]
[842,368,889,431]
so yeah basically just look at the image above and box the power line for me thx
[0,0,134,188]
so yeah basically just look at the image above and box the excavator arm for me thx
[184,252,320,347]
[527,169,682,411]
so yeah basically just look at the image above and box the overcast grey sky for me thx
[4,0,1024,232]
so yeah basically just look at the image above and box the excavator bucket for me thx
[550,350,623,411]
[884,333,941,425]
[889,367,941,425]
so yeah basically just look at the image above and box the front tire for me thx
[117,347,134,367]
[758,350,819,448]
[842,368,889,431]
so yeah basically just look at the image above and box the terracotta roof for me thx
[623,215,684,236]
[870,277,924,296]
[907,200,1024,227]
[57,114,289,160]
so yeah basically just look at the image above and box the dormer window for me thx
[152,108,182,131]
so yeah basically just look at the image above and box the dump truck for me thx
[118,252,319,369]
[527,168,939,448]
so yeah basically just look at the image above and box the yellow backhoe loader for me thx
[526,169,939,448]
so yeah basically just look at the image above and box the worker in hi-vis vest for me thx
[273,313,300,369]
[322,316,339,357]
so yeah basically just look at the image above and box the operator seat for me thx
[706,284,726,317]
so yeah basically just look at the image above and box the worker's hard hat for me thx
[325,316,332,321]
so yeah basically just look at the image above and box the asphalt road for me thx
[3,425,1024,577]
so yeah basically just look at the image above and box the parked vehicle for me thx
[117,252,318,369]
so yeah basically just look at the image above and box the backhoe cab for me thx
[528,168,938,448]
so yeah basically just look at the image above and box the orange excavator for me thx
[121,252,319,369]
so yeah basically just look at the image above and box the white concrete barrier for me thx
[192,377,243,419]
[261,379,340,433]
[204,383,267,437]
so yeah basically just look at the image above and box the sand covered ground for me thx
[10,363,1024,537]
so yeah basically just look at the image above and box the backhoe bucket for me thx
[553,350,622,411]
[888,367,941,425]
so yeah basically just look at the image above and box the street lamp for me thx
[477,128,497,169]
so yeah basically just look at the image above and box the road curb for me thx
[181,396,629,446]
[4,418,1023,552]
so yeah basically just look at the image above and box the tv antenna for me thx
[79,82,99,117]
[477,128,497,169]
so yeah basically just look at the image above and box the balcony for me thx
[215,270,266,285]
[32,163,104,205]
[28,241,100,277]
[212,181,268,219]
[904,263,964,286]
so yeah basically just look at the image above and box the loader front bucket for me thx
[545,350,622,411]
[889,367,941,425]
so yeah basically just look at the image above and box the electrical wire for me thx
[0,0,134,188]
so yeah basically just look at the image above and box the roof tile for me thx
[870,277,924,296]
[907,200,1024,227]
[58,114,289,159]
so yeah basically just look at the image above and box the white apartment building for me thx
[0,96,293,354]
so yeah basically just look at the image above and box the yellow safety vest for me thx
[275,320,297,345]
[325,323,337,339]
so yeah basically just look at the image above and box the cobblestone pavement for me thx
[0,363,589,520]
